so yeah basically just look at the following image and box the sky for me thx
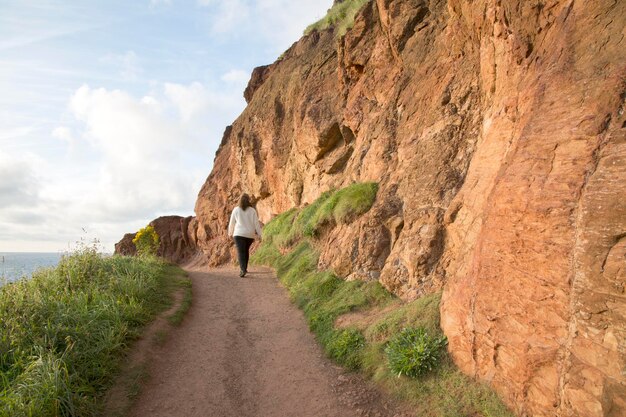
[0,0,333,253]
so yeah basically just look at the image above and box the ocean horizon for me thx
[0,252,64,284]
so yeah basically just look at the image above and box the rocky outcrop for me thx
[114,216,203,265]
[117,0,625,415]
[243,65,271,103]
[114,233,137,257]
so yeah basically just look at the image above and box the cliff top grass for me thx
[304,0,371,37]
[252,182,514,417]
[0,246,189,417]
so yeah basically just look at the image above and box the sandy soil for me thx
[127,266,412,417]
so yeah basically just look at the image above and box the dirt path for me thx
[129,266,412,417]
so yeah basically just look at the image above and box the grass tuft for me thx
[304,0,371,37]
[327,328,365,370]
[385,327,447,378]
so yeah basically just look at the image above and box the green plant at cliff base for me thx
[133,225,159,256]
[385,327,448,378]
[304,0,371,37]
[252,182,515,417]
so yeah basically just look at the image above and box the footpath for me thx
[128,266,411,417]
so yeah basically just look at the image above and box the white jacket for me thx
[228,206,262,239]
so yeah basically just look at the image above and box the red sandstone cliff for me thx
[116,0,625,415]
[115,216,202,265]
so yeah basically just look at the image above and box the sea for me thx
[0,252,64,285]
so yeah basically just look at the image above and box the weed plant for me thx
[0,246,186,417]
[252,182,514,417]
[305,0,371,37]
[385,327,447,377]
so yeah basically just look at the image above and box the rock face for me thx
[114,216,203,265]
[114,233,137,257]
[117,0,626,415]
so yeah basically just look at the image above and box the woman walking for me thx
[228,193,263,277]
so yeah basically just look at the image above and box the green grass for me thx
[167,274,192,326]
[262,182,378,248]
[0,246,187,417]
[385,327,448,378]
[252,182,514,417]
[364,293,443,341]
[304,0,371,37]
[327,328,365,370]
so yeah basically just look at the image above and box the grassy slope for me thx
[0,247,190,417]
[252,183,513,417]
[304,0,371,36]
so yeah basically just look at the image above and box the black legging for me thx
[234,236,254,272]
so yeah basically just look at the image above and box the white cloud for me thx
[68,84,192,217]
[0,127,35,140]
[1,79,246,252]
[221,69,250,85]
[164,82,212,123]
[164,81,244,123]
[0,151,40,208]
[52,126,73,143]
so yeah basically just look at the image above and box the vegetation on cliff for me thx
[253,183,513,417]
[304,0,370,36]
[0,245,189,417]
[132,225,159,256]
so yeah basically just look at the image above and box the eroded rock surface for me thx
[115,216,202,265]
[117,0,625,415]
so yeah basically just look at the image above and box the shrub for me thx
[133,225,159,256]
[385,327,447,378]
